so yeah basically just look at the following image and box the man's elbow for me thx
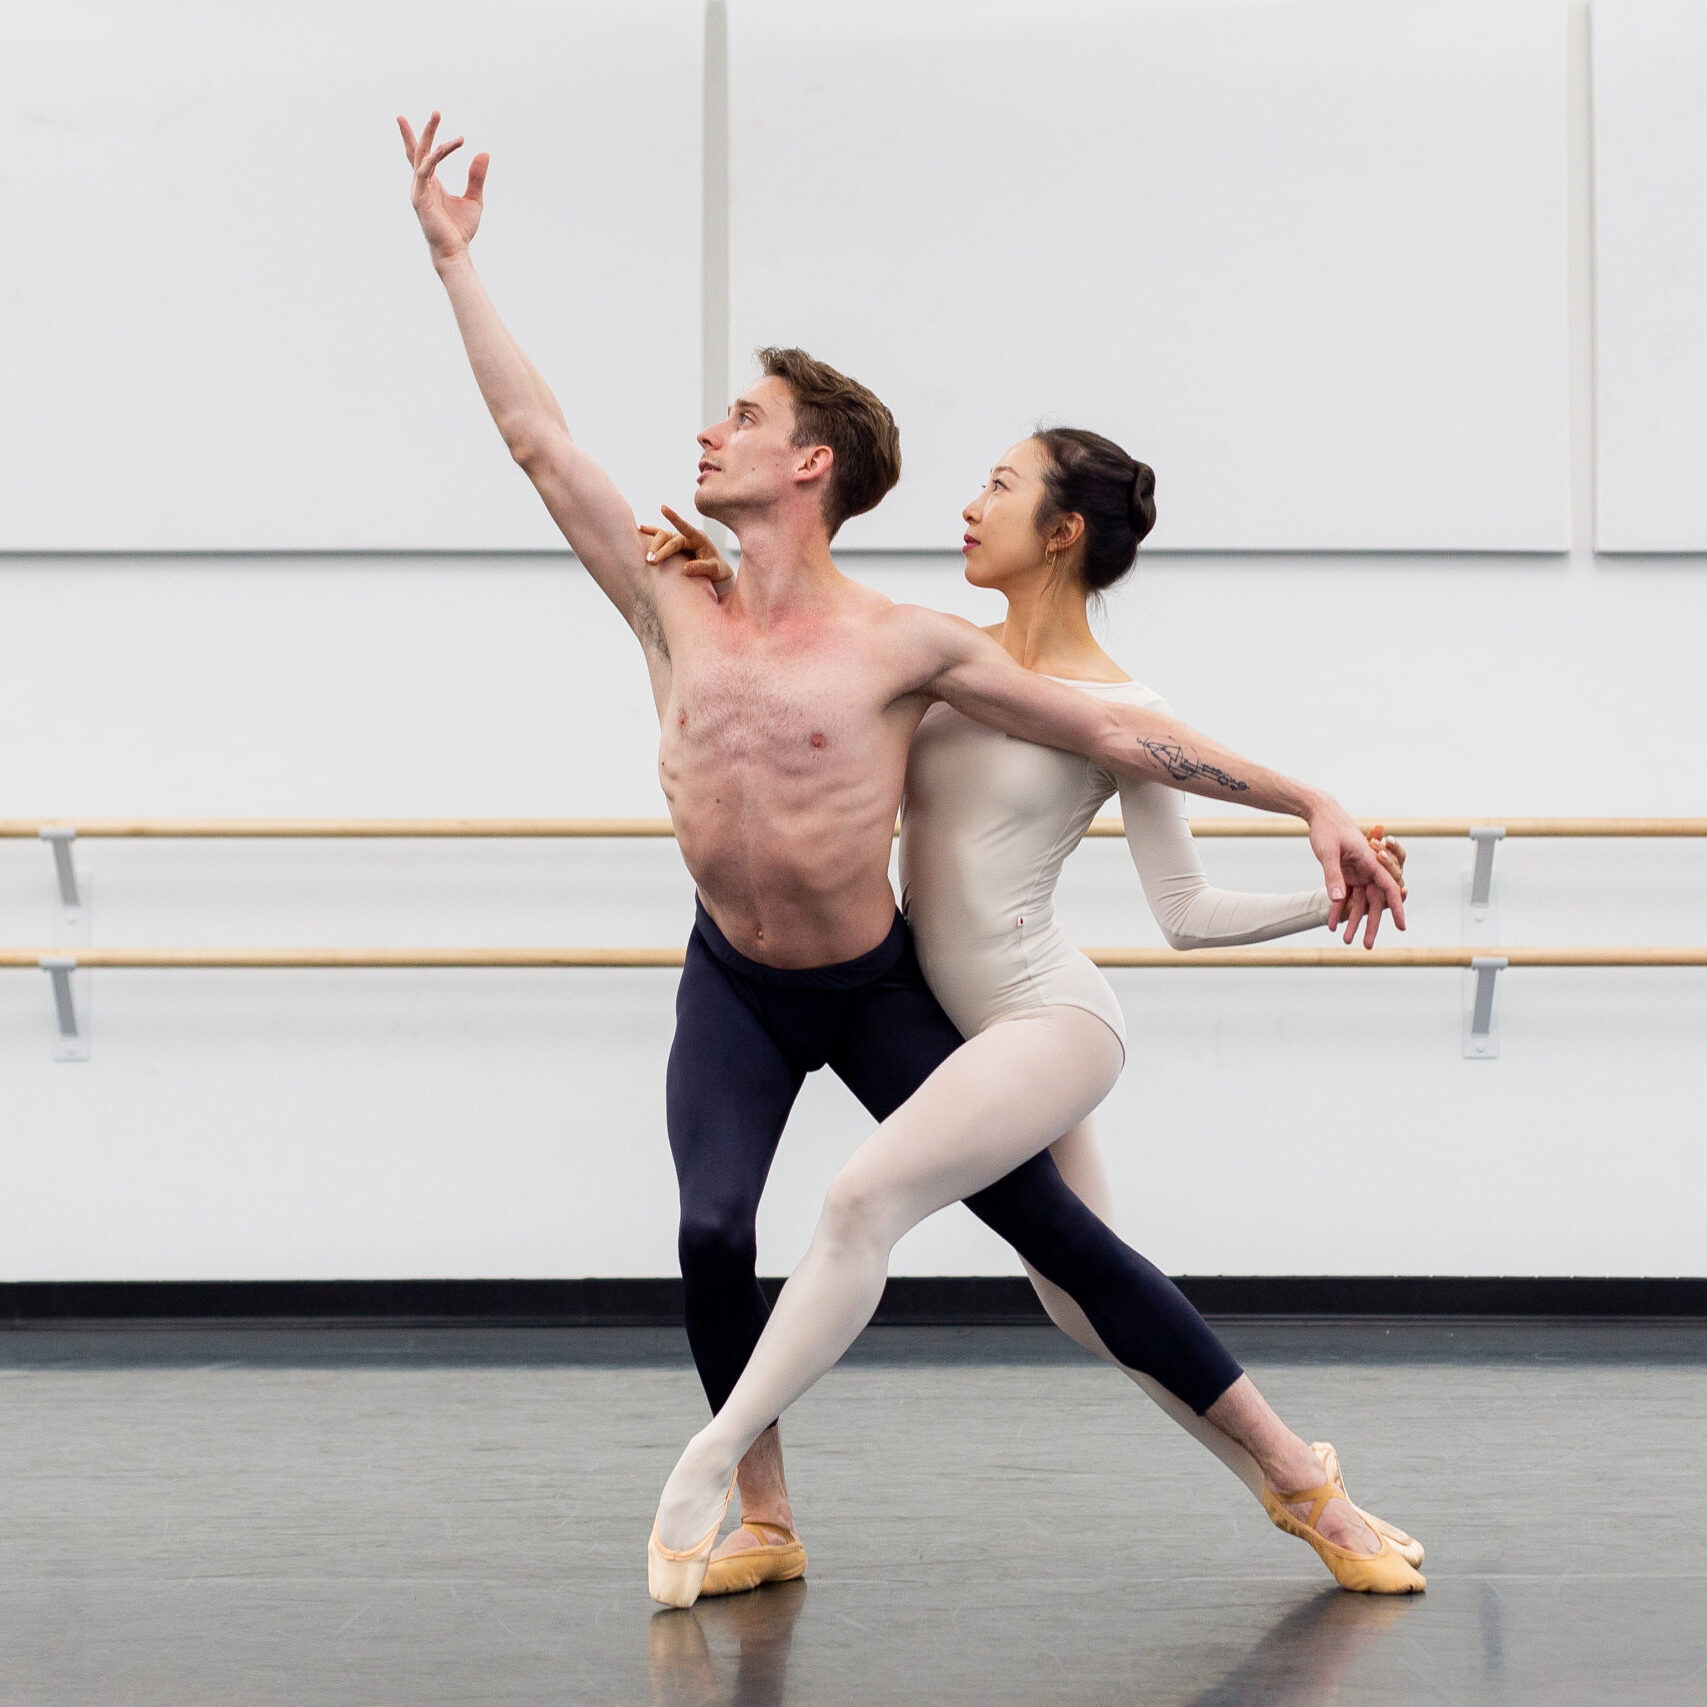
[1093,715,1138,777]
[507,428,544,472]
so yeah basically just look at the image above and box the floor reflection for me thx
[648,1580,808,1707]
[1186,1588,1411,1706]
[643,1575,1412,1707]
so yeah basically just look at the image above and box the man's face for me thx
[693,375,813,525]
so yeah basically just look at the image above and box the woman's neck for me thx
[995,569,1128,682]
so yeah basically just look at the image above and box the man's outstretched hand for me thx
[1307,801,1408,948]
[398,111,488,264]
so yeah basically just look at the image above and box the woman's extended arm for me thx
[1115,770,1331,950]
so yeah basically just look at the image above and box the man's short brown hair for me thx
[757,347,902,537]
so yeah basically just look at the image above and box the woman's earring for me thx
[1044,545,1058,576]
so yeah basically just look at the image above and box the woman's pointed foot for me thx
[648,1473,736,1608]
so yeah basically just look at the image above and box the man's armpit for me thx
[631,588,670,661]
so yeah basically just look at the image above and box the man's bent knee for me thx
[678,1208,759,1278]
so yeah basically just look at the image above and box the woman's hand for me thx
[1331,826,1408,947]
[1367,826,1407,899]
[397,110,489,264]
[639,505,735,585]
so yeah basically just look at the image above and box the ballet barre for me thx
[9,817,1703,921]
[3,945,1703,969]
[8,947,1702,1068]
[4,815,1704,839]
[7,819,1702,1061]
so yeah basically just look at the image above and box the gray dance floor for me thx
[4,1320,1704,1706]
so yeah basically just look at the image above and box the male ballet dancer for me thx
[399,112,1403,1592]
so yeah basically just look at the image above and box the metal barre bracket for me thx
[1468,825,1505,915]
[38,826,83,916]
[40,955,90,1062]
[1463,955,1507,1059]
[39,827,92,1060]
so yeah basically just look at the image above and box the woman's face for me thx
[960,437,1054,591]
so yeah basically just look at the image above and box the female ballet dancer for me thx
[643,428,1423,1604]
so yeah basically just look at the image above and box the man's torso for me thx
[648,564,936,967]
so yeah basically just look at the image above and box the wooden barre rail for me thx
[4,947,1705,970]
[2,816,1705,840]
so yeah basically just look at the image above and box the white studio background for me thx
[1592,0,1707,550]
[2,0,1705,1284]
[729,0,1572,552]
[0,0,704,550]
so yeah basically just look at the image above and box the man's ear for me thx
[793,444,834,487]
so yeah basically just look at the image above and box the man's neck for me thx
[727,511,842,623]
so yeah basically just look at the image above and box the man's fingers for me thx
[1319,840,1346,913]
[465,152,490,203]
[420,110,441,163]
[1343,886,1365,945]
[1362,886,1388,949]
[659,503,707,546]
[1342,888,1367,945]
[426,137,464,175]
[397,115,418,162]
[1375,862,1407,930]
[648,533,688,564]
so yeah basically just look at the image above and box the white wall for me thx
[1592,0,1707,550]
[0,0,704,550]
[2,0,1704,1282]
[729,0,1572,551]
[3,545,1705,1282]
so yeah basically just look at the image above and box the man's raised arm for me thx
[906,608,1405,932]
[398,112,656,637]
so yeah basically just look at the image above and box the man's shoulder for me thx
[873,598,979,650]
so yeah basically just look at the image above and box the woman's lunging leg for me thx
[654,1007,1122,1549]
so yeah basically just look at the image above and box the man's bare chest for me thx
[661,622,908,775]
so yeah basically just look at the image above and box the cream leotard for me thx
[899,677,1331,1048]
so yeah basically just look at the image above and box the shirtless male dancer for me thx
[398,112,1405,1591]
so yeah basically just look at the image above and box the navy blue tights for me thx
[666,904,1242,1418]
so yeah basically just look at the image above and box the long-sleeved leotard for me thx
[900,677,1329,1042]
[904,677,1331,1493]
[659,676,1331,1539]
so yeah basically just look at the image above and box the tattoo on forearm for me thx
[1137,739,1250,793]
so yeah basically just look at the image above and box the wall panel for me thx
[728,0,1571,552]
[0,1,704,551]
[1592,1,1707,551]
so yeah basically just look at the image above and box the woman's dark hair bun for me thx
[1032,427,1158,593]
[1130,461,1157,543]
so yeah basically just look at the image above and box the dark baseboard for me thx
[3,1275,1705,1327]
